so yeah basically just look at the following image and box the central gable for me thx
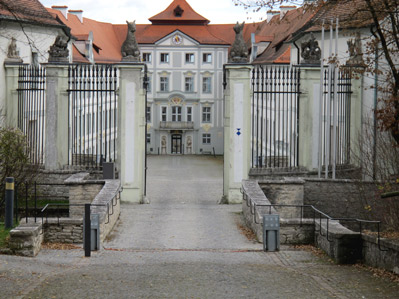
[149,0,210,25]
[156,30,199,46]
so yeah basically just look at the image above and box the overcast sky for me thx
[40,0,267,24]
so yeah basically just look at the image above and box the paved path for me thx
[1,155,399,298]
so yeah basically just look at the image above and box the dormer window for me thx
[174,5,184,17]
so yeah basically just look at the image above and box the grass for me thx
[16,198,69,209]
[0,222,12,248]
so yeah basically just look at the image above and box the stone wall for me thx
[314,219,362,264]
[245,179,399,271]
[8,173,121,256]
[8,222,43,257]
[302,179,380,219]
[35,170,81,202]
[65,173,104,218]
[33,169,104,203]
[258,178,304,218]
[242,180,314,245]
[91,180,121,242]
[258,178,389,228]
[44,218,83,243]
[362,235,399,274]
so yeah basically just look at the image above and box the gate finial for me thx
[228,22,248,63]
[121,20,141,62]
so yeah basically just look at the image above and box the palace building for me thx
[48,0,258,155]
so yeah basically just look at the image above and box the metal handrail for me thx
[242,188,389,252]
[39,186,121,233]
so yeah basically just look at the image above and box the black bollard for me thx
[84,204,91,257]
[5,177,15,229]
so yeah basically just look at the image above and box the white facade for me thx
[1,20,70,126]
[142,31,229,155]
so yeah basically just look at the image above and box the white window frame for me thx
[160,53,169,63]
[161,106,167,122]
[185,53,195,63]
[186,106,192,122]
[202,76,212,93]
[202,133,211,144]
[146,76,152,92]
[172,106,182,122]
[160,76,169,92]
[202,53,212,63]
[202,106,211,123]
[146,106,151,123]
[185,76,194,92]
[143,52,152,63]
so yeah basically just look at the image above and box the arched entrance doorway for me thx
[171,133,182,154]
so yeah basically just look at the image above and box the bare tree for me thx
[235,0,399,145]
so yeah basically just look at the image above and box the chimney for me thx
[280,6,296,19]
[69,9,83,23]
[266,10,279,23]
[52,5,68,19]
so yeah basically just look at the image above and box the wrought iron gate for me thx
[67,64,118,168]
[17,65,46,165]
[321,67,352,168]
[251,65,301,168]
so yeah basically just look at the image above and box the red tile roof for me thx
[46,0,264,64]
[289,0,383,42]
[253,7,315,64]
[0,0,65,27]
[149,0,209,25]
[48,8,122,63]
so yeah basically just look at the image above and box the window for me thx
[185,53,194,63]
[187,107,192,122]
[185,77,194,92]
[146,106,151,122]
[202,77,212,93]
[202,107,211,123]
[32,52,39,67]
[202,133,211,144]
[160,53,169,63]
[161,107,167,121]
[146,76,152,92]
[147,133,151,143]
[203,53,212,63]
[143,53,152,63]
[160,77,169,92]
[172,106,182,122]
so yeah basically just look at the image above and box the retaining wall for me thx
[242,180,314,245]
[243,179,399,272]
[362,235,399,274]
[44,218,83,243]
[8,222,43,257]
[8,172,121,256]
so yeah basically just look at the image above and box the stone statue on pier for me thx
[121,20,140,62]
[228,22,248,63]
[48,35,69,63]
[301,33,321,65]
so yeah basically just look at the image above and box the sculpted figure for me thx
[301,33,321,64]
[229,22,248,63]
[346,32,363,65]
[48,35,69,62]
[121,20,140,62]
[161,136,167,154]
[7,37,19,59]
[186,136,192,154]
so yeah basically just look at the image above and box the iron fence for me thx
[17,65,46,165]
[251,65,301,168]
[321,67,352,168]
[68,64,118,168]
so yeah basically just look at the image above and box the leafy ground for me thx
[0,222,11,248]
